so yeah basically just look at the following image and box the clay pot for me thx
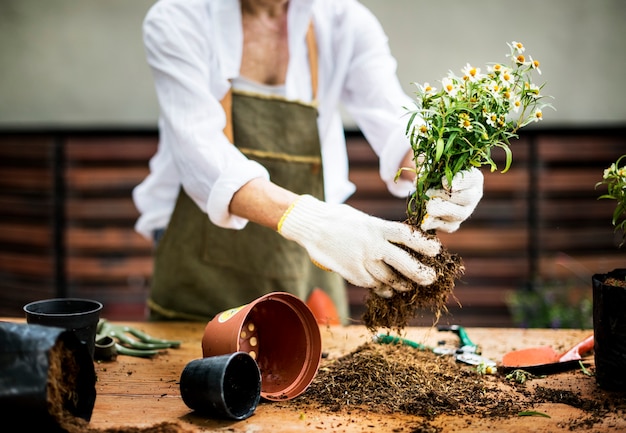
[592,268,626,391]
[202,292,322,401]
[24,298,103,359]
[180,352,261,420]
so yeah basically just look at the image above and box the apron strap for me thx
[221,21,319,143]
[306,20,319,101]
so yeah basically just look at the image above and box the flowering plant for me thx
[401,41,553,224]
[596,154,626,247]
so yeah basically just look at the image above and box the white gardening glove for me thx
[277,195,441,298]
[421,167,484,233]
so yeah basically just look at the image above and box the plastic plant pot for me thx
[592,268,626,391]
[0,321,97,432]
[180,352,261,420]
[24,298,103,359]
[201,292,322,401]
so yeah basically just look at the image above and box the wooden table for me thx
[4,319,624,432]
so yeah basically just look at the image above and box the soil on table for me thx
[363,227,464,332]
[284,341,625,432]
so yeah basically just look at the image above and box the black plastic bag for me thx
[0,321,96,432]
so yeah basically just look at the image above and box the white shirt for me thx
[133,0,416,239]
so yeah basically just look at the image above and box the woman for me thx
[133,0,483,322]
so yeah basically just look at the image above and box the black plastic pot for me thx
[0,321,97,432]
[180,352,261,420]
[24,298,103,359]
[592,268,626,391]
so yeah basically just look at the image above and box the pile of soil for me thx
[286,341,623,432]
[363,227,464,332]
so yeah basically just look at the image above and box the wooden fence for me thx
[0,128,624,326]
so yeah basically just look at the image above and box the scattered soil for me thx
[284,341,625,432]
[363,227,464,332]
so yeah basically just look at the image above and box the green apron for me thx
[147,88,348,322]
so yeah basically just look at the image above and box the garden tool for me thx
[501,334,594,374]
[374,334,432,351]
[94,319,181,360]
[434,325,497,367]
[374,326,496,367]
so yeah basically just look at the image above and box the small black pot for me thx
[592,268,626,391]
[180,352,261,420]
[24,298,103,359]
[0,321,97,432]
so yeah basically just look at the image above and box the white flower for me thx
[499,67,514,86]
[511,41,525,53]
[488,63,504,75]
[416,122,431,138]
[417,82,437,94]
[488,82,504,99]
[458,113,473,131]
[484,111,498,128]
[441,76,459,97]
[531,109,543,122]
[462,63,482,82]
[529,56,542,75]
[510,96,522,113]
[525,82,541,99]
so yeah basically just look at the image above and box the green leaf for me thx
[434,137,444,163]
[445,132,457,154]
[518,411,551,418]
[405,111,418,136]
[501,144,513,173]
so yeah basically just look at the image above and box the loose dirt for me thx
[283,341,625,432]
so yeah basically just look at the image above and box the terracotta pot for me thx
[24,298,103,359]
[202,292,321,401]
[592,268,626,391]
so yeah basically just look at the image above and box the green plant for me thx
[506,280,593,329]
[596,154,626,247]
[401,41,553,224]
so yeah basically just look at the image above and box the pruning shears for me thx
[374,325,497,368]
[94,319,181,360]
[434,325,496,368]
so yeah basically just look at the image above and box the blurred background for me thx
[0,0,624,327]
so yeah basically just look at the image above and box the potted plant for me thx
[364,42,552,330]
[592,154,626,390]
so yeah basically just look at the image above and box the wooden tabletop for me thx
[4,319,624,432]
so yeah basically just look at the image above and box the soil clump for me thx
[363,227,464,332]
